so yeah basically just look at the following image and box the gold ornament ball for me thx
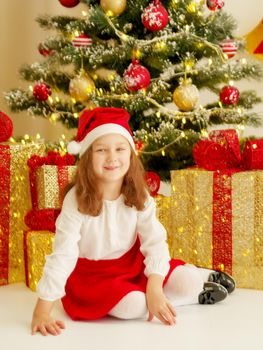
[69,74,95,102]
[100,0,126,16]
[173,81,199,111]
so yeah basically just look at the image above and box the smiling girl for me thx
[31,107,234,336]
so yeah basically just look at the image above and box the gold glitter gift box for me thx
[0,142,45,285]
[170,168,263,290]
[35,165,77,209]
[155,194,171,235]
[24,230,54,291]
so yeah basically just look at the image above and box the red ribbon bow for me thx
[193,129,263,171]
[27,151,75,170]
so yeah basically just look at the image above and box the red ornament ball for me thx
[219,86,240,105]
[123,59,151,92]
[141,0,169,32]
[59,0,79,8]
[219,39,238,58]
[38,43,54,57]
[145,171,160,196]
[135,140,145,152]
[0,111,13,142]
[33,83,52,101]
[206,0,224,11]
[72,34,92,48]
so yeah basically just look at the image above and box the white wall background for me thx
[0,0,262,141]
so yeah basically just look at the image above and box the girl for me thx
[31,107,235,336]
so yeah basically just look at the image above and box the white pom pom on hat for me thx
[67,140,81,155]
[67,107,135,156]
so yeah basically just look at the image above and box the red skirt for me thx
[61,237,185,320]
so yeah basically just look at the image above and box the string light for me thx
[132,48,142,58]
[169,0,178,8]
[120,33,128,42]
[50,113,58,123]
[187,2,198,13]
[154,41,167,52]
[196,42,203,49]
[201,129,209,137]
[48,96,53,104]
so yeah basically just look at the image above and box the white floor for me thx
[1,283,262,350]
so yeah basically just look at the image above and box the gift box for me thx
[169,130,263,290]
[24,230,54,291]
[36,165,76,209]
[27,152,76,210]
[0,142,45,285]
[155,194,173,247]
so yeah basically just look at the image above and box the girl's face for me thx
[91,133,131,184]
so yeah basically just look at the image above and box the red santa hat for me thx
[67,107,135,156]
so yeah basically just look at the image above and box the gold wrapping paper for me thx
[155,194,173,248]
[24,230,54,291]
[0,142,45,284]
[36,165,77,209]
[170,169,263,290]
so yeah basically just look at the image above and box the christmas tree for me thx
[5,0,262,180]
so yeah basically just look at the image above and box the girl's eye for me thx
[117,148,125,151]
[96,149,105,152]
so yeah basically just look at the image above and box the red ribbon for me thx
[0,145,10,284]
[212,170,234,273]
[23,230,30,288]
[26,151,75,231]
[193,130,263,274]
[57,166,70,208]
[24,209,61,232]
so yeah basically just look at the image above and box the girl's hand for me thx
[146,290,176,326]
[31,313,65,336]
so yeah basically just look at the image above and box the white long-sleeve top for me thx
[37,186,171,301]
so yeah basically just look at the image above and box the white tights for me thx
[108,264,212,320]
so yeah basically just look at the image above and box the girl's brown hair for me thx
[64,147,148,216]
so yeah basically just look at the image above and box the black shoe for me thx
[198,282,228,305]
[208,271,235,294]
